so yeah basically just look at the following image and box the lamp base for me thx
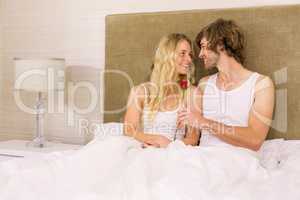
[26,137,47,148]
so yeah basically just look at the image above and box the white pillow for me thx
[92,122,124,140]
[278,140,300,167]
[257,138,284,169]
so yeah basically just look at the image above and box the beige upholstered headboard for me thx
[104,5,300,139]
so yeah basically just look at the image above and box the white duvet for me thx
[0,135,299,200]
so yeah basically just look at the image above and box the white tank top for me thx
[141,85,185,141]
[142,108,185,141]
[200,72,260,147]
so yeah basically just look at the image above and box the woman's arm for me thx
[123,85,171,147]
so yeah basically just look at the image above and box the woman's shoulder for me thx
[134,82,152,95]
[127,83,149,110]
[131,82,154,103]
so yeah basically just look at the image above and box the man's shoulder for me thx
[199,75,211,83]
[254,73,274,92]
[197,74,216,92]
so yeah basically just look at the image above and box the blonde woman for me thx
[124,33,200,148]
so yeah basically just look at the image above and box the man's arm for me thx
[200,76,275,151]
[182,126,200,146]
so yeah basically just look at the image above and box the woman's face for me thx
[175,40,192,75]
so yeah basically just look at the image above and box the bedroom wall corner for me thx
[0,0,5,139]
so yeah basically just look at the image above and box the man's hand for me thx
[177,107,208,129]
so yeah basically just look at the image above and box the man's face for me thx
[198,37,219,69]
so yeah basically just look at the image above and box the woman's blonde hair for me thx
[144,33,195,119]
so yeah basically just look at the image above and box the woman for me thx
[123,33,200,148]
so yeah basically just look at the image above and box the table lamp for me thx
[14,58,65,148]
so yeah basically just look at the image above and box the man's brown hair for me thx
[196,18,245,64]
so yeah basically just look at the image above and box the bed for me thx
[102,5,300,198]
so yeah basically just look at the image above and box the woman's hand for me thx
[143,135,172,148]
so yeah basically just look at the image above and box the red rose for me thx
[179,79,188,90]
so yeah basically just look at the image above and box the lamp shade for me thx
[14,58,65,92]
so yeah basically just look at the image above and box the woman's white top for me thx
[142,107,185,141]
[141,85,185,141]
[200,72,260,147]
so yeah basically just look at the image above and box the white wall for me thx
[0,0,299,143]
[0,0,4,138]
[67,0,300,68]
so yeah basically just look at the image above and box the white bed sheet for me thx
[1,122,299,200]
[258,138,300,169]
[0,135,300,200]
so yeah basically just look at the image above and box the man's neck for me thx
[216,55,247,84]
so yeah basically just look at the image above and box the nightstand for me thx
[0,140,81,161]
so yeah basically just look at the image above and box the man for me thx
[178,18,275,151]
